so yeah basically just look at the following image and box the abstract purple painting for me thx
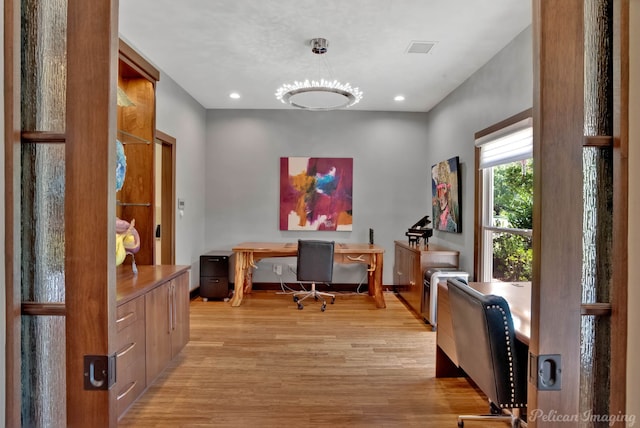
[280,157,353,231]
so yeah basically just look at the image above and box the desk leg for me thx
[230,251,250,307]
[368,253,386,308]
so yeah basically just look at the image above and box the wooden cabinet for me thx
[116,265,190,419]
[145,271,190,383]
[393,241,459,317]
[199,251,232,300]
[116,40,160,265]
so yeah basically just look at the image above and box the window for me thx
[475,112,533,282]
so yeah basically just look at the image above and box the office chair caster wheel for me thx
[331,297,335,304]
[297,303,304,310]
[321,303,326,312]
[293,296,299,302]
[457,422,463,428]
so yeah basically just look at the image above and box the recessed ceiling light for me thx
[229,92,241,99]
[394,95,405,102]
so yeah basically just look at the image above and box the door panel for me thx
[530,1,628,425]
[155,130,176,265]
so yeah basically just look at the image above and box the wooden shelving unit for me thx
[116,40,160,265]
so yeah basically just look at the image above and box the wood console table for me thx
[229,242,385,308]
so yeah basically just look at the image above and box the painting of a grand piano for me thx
[279,157,353,231]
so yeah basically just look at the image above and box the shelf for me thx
[117,129,151,145]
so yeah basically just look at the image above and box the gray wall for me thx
[204,109,431,285]
[424,26,533,275]
[155,72,208,288]
[202,26,533,284]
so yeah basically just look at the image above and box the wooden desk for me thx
[435,281,531,377]
[229,242,385,308]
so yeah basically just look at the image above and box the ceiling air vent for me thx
[406,41,436,54]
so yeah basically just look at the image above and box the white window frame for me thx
[475,113,533,282]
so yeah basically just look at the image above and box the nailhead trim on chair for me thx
[487,304,526,409]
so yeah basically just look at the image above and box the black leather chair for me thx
[293,239,336,312]
[447,278,527,427]
[293,240,335,311]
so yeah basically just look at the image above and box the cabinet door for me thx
[171,272,190,357]
[405,250,422,314]
[395,245,421,314]
[145,282,172,383]
[394,245,410,289]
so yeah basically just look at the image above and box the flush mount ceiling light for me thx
[275,38,363,111]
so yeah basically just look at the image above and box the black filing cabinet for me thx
[199,251,233,301]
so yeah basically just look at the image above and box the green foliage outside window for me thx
[492,159,533,282]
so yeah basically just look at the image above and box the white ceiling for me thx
[118,0,531,113]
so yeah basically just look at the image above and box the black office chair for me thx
[447,278,527,428]
[293,240,335,311]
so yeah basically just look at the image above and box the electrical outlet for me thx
[273,264,282,275]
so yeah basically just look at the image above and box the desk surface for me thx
[467,281,531,344]
[232,241,384,254]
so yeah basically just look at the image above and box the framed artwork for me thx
[431,156,461,233]
[280,157,353,231]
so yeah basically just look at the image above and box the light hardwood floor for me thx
[118,290,489,427]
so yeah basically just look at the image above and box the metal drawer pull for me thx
[116,342,136,358]
[116,311,135,325]
[117,381,137,401]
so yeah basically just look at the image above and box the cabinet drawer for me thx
[116,321,145,367]
[116,350,146,418]
[200,277,229,299]
[116,296,146,418]
[116,297,145,334]
[200,255,229,277]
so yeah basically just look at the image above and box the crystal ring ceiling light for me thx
[275,38,363,111]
